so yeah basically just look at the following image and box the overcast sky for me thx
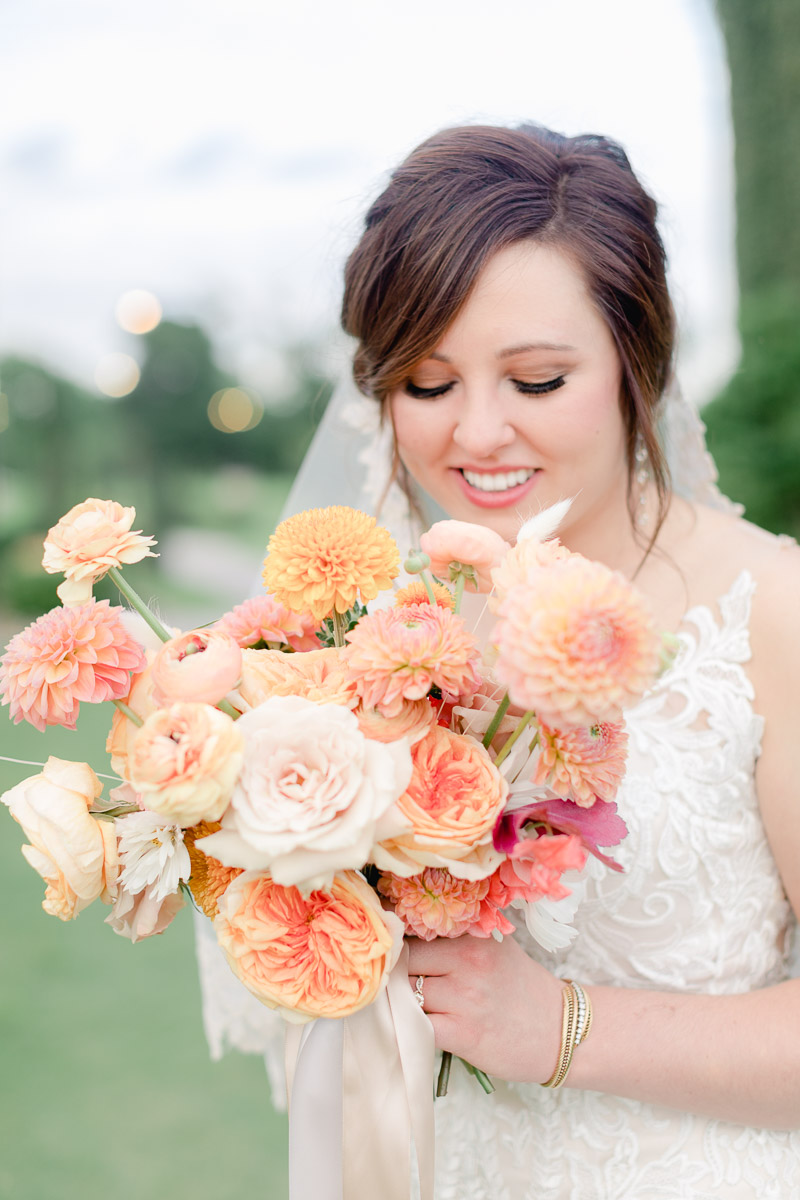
[1,0,737,403]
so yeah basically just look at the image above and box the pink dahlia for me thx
[494,557,661,726]
[345,602,480,718]
[215,595,321,652]
[378,868,494,940]
[533,719,628,807]
[491,537,573,603]
[0,599,146,731]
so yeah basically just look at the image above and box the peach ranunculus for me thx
[215,595,321,652]
[128,702,244,826]
[491,537,573,604]
[0,599,146,732]
[151,629,243,706]
[493,557,661,727]
[355,696,435,746]
[344,603,481,718]
[1,758,119,920]
[533,719,628,807]
[371,724,507,880]
[106,657,159,779]
[262,506,400,622]
[235,647,358,713]
[198,694,413,892]
[214,869,404,1021]
[42,498,158,606]
[419,520,511,592]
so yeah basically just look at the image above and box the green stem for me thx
[113,698,143,727]
[494,711,534,768]
[108,566,171,643]
[436,1052,452,1097]
[419,570,438,606]
[217,697,240,720]
[331,609,348,648]
[93,804,140,821]
[469,1065,495,1095]
[453,572,466,614]
[481,692,510,750]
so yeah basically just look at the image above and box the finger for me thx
[406,935,467,975]
[407,973,452,1015]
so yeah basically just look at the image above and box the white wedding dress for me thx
[432,568,800,1200]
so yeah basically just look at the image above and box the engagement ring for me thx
[414,975,425,1008]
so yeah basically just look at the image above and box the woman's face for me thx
[389,241,629,547]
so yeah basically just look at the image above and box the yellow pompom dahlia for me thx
[262,507,399,622]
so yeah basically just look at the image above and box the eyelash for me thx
[404,376,566,400]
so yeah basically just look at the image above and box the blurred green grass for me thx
[0,702,288,1200]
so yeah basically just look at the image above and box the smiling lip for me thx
[452,466,540,509]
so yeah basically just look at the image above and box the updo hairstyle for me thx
[341,123,676,531]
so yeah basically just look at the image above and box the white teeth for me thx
[462,468,535,492]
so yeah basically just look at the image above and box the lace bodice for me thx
[434,569,799,1199]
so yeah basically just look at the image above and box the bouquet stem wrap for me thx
[285,943,436,1200]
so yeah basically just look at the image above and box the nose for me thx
[452,389,516,458]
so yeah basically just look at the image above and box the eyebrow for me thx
[429,341,577,363]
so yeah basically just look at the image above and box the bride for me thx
[201,122,800,1197]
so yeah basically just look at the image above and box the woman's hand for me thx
[406,932,564,1084]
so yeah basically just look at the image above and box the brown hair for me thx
[341,123,676,536]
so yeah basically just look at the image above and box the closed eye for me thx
[513,376,566,395]
[404,380,455,400]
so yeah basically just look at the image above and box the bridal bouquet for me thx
[1,498,667,1092]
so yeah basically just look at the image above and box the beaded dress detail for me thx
[432,569,799,1199]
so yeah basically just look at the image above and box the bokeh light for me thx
[207,387,263,433]
[115,289,162,334]
[94,352,140,397]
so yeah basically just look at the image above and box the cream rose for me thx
[198,694,413,892]
[128,702,244,826]
[2,757,119,919]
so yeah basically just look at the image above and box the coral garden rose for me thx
[419,520,511,593]
[372,724,507,880]
[262,506,400,621]
[0,598,146,732]
[533,719,628,806]
[2,758,119,920]
[151,629,243,706]
[215,869,403,1021]
[42,498,158,606]
[493,557,661,726]
[199,694,412,892]
[236,647,357,713]
[128,702,244,826]
[215,594,321,652]
[345,603,481,718]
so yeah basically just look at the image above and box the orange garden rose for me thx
[0,598,146,732]
[420,520,511,592]
[236,646,358,712]
[129,702,244,826]
[494,557,661,726]
[345,603,481,718]
[262,506,400,621]
[372,724,507,880]
[214,869,403,1021]
[42,498,158,606]
[151,629,243,706]
[2,758,119,920]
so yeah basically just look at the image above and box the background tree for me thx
[703,0,800,534]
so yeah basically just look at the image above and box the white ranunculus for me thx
[198,694,414,893]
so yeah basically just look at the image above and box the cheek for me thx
[390,396,446,466]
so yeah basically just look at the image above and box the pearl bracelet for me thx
[540,979,593,1089]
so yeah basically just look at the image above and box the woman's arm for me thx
[407,538,800,1130]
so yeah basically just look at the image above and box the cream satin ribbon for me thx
[285,943,436,1200]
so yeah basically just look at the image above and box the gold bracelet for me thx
[540,980,592,1089]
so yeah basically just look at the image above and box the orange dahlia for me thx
[262,506,399,622]
[184,820,243,918]
[394,579,455,610]
[345,603,480,718]
[533,719,628,807]
[494,557,661,726]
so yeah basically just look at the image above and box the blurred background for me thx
[0,1,797,1197]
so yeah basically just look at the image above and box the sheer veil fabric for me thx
[192,360,742,1101]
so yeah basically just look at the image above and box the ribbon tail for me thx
[285,1019,344,1200]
